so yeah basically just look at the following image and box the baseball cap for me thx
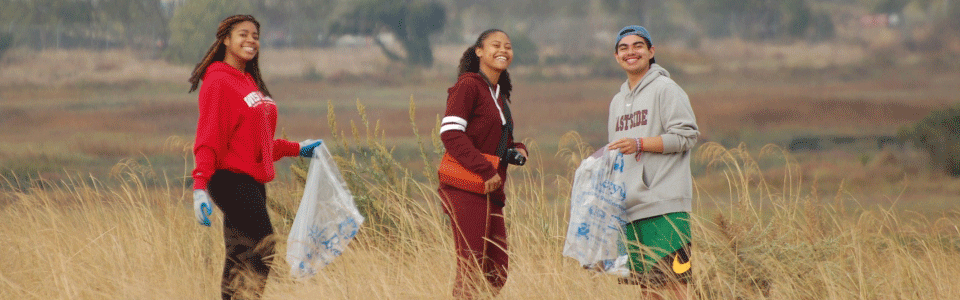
[615,25,652,47]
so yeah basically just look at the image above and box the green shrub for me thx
[287,99,443,235]
[331,0,446,67]
[898,105,960,176]
[509,32,539,66]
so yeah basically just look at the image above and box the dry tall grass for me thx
[2,102,959,300]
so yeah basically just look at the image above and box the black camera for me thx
[502,148,526,166]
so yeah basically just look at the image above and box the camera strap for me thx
[495,97,513,160]
[479,71,514,160]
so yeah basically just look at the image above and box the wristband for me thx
[635,138,643,161]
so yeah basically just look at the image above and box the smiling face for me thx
[222,21,260,70]
[475,31,513,73]
[615,34,655,77]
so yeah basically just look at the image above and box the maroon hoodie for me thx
[192,61,299,190]
[440,72,527,184]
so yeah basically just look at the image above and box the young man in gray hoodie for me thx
[606,25,699,294]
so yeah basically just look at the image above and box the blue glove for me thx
[299,139,323,158]
[193,189,213,227]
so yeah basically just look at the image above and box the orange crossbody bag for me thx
[438,152,499,194]
[440,79,513,194]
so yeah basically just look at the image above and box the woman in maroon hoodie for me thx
[439,29,529,299]
[187,15,321,300]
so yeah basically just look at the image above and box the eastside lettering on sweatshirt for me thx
[615,109,648,132]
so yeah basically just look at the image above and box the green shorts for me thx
[621,212,691,286]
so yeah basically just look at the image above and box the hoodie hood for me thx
[204,61,246,81]
[455,72,483,85]
[620,63,670,96]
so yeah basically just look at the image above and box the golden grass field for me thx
[3,132,960,299]
[2,43,960,299]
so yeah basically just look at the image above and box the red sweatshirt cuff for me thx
[192,146,216,190]
[193,178,209,190]
[479,163,498,181]
[274,139,301,160]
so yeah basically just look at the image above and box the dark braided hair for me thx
[457,29,512,101]
[188,15,271,97]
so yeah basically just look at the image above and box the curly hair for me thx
[457,29,513,101]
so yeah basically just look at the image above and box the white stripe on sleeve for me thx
[439,124,466,134]
[441,116,468,127]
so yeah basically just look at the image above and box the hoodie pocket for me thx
[636,163,650,191]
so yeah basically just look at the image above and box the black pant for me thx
[208,170,275,300]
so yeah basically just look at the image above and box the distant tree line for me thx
[0,0,171,52]
[0,0,450,66]
[1,0,957,66]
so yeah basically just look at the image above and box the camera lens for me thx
[505,148,526,166]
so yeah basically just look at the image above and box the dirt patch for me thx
[737,100,930,129]
[0,46,468,87]
[0,49,191,86]
[688,71,960,138]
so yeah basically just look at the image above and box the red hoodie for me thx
[192,61,300,190]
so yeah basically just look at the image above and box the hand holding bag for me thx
[438,152,500,194]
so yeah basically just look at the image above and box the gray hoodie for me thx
[607,63,699,222]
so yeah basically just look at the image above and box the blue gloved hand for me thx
[193,189,213,227]
[299,139,323,158]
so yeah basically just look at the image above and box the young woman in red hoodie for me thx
[439,29,529,299]
[187,15,321,300]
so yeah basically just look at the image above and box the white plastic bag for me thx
[562,147,629,273]
[286,144,364,279]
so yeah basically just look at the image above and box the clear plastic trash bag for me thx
[286,144,364,279]
[562,147,629,274]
